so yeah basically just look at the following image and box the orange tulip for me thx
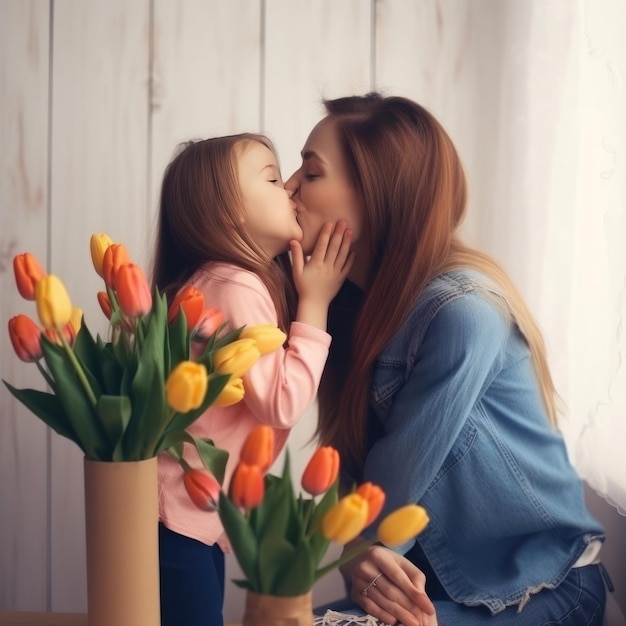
[194,307,225,340]
[355,482,386,527]
[115,263,152,318]
[301,446,340,496]
[97,291,113,320]
[229,462,265,509]
[8,315,42,362]
[240,425,274,472]
[13,253,46,300]
[102,243,130,289]
[167,286,204,328]
[183,469,221,512]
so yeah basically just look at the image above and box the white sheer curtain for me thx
[462,0,626,513]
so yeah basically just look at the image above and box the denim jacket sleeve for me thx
[364,287,509,524]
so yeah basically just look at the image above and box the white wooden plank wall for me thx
[1,0,624,621]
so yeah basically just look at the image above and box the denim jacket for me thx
[349,270,605,614]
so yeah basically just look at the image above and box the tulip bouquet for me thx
[183,425,430,597]
[4,234,284,478]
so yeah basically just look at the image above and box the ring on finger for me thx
[361,572,384,597]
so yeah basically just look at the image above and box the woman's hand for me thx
[340,543,438,626]
[291,221,354,330]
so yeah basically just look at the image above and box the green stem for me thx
[36,360,57,391]
[314,537,377,581]
[167,441,184,463]
[135,317,144,351]
[59,332,97,407]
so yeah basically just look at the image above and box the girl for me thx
[152,133,353,626]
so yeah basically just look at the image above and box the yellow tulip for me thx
[165,361,208,413]
[69,307,83,336]
[213,376,245,407]
[213,338,261,378]
[376,504,430,546]
[239,324,286,355]
[321,493,369,544]
[90,233,113,278]
[35,275,73,331]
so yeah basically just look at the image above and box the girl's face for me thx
[285,117,364,256]
[237,141,302,258]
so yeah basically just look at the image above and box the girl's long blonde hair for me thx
[316,93,557,471]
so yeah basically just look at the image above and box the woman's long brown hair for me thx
[150,134,296,332]
[316,93,557,472]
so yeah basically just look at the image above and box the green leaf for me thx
[96,343,125,395]
[123,356,167,459]
[194,323,243,368]
[231,579,254,591]
[271,540,315,597]
[40,338,108,459]
[218,492,260,590]
[167,305,190,370]
[257,531,297,595]
[72,321,105,387]
[3,381,80,446]
[96,395,132,462]
[160,432,228,484]
[308,478,338,567]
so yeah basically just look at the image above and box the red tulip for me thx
[301,446,340,496]
[115,263,152,318]
[97,291,113,320]
[240,425,275,472]
[8,314,42,362]
[194,307,225,339]
[13,253,46,300]
[229,462,265,509]
[167,286,204,328]
[355,482,386,527]
[102,243,130,289]
[183,469,221,512]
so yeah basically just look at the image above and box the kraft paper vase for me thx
[84,457,160,626]
[242,590,314,626]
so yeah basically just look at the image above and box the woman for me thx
[285,93,608,625]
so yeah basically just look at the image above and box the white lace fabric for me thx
[314,610,390,625]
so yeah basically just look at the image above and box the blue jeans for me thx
[316,565,607,625]
[159,523,225,626]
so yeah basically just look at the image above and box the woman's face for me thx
[285,117,364,256]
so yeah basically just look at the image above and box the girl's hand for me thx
[291,221,354,330]
[340,544,438,626]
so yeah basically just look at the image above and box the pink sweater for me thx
[157,263,331,548]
